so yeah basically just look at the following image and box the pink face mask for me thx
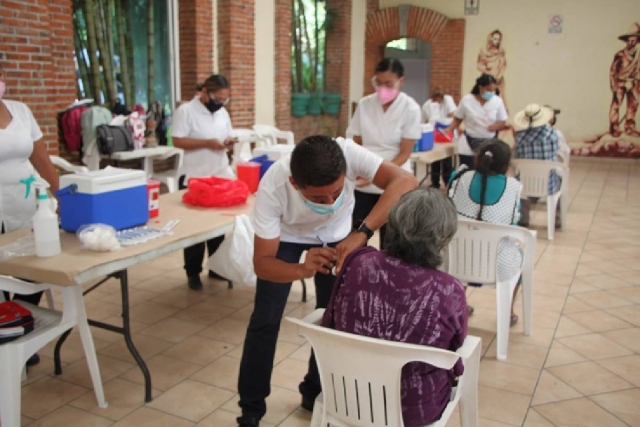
[0,81,5,100]
[376,86,398,105]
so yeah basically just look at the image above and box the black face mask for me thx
[204,98,223,114]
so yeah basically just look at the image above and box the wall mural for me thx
[477,29,507,108]
[575,23,640,157]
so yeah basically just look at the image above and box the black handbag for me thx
[96,125,134,155]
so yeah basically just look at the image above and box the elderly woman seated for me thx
[321,188,468,427]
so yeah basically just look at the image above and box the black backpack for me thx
[96,125,134,155]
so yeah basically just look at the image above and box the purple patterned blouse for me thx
[322,247,468,427]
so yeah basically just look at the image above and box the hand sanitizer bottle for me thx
[32,180,61,257]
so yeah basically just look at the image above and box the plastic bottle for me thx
[32,180,61,257]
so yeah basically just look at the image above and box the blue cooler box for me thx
[418,123,434,151]
[57,168,149,232]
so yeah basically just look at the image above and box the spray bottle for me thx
[32,180,61,257]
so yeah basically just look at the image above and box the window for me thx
[291,0,330,93]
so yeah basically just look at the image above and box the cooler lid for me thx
[421,123,434,133]
[59,167,147,194]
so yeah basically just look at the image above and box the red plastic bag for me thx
[182,176,250,208]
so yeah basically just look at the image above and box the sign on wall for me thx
[548,15,564,34]
[464,0,479,16]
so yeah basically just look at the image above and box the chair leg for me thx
[44,288,55,310]
[310,395,323,427]
[71,287,108,408]
[559,187,568,230]
[0,347,24,427]
[495,282,513,360]
[301,279,307,303]
[547,196,558,240]
[167,177,177,193]
[458,342,480,427]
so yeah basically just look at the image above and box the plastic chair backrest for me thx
[49,156,89,174]
[157,148,184,170]
[446,220,531,285]
[287,313,460,427]
[512,159,567,199]
[253,125,294,146]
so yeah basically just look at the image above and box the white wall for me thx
[254,0,276,126]
[349,0,367,121]
[378,0,640,142]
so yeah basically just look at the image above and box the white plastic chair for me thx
[0,276,107,427]
[252,125,295,147]
[49,155,89,174]
[446,220,536,360]
[231,129,258,170]
[512,159,568,240]
[149,148,184,193]
[287,309,481,427]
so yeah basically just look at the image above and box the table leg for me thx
[52,270,153,402]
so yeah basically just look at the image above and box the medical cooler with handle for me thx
[57,167,149,232]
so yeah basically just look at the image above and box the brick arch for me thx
[364,6,465,102]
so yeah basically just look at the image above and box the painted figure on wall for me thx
[609,23,640,137]
[477,30,507,106]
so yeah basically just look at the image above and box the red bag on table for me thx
[182,177,250,208]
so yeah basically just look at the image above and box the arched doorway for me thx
[364,6,465,102]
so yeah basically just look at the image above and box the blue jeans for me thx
[237,241,338,420]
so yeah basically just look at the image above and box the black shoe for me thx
[236,415,260,427]
[208,270,228,281]
[187,275,203,291]
[26,353,40,367]
[301,395,315,412]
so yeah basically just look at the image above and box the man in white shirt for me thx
[236,136,418,427]
[422,87,457,187]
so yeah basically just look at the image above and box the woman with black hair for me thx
[448,139,522,325]
[444,74,508,170]
[347,58,421,248]
[172,74,237,290]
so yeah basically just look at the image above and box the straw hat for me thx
[512,104,554,131]
[619,23,640,41]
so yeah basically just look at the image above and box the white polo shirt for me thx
[346,92,421,195]
[251,138,383,244]
[172,97,234,180]
[422,95,457,124]
[455,94,508,139]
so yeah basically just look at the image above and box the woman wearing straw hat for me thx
[512,103,560,226]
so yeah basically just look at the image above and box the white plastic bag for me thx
[208,214,256,287]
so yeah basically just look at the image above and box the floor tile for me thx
[531,370,582,406]
[479,360,540,396]
[573,290,634,309]
[191,356,240,392]
[195,409,276,427]
[544,341,588,368]
[554,316,592,338]
[98,334,174,364]
[547,361,633,395]
[603,327,640,353]
[41,332,111,365]
[522,409,554,426]
[535,397,628,427]
[221,386,302,426]
[484,340,548,370]
[111,407,194,427]
[70,377,160,421]
[597,355,640,387]
[57,354,134,389]
[567,310,633,333]
[590,388,640,427]
[147,379,234,422]
[139,316,207,343]
[197,317,248,345]
[162,335,235,366]
[119,354,200,391]
[606,305,640,326]
[558,333,634,360]
[21,377,89,419]
[175,302,239,325]
[477,385,530,426]
[27,405,113,427]
[128,302,180,325]
[270,358,309,392]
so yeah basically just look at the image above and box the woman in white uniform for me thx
[444,74,508,170]
[0,63,59,365]
[347,58,421,248]
[172,74,236,290]
[422,86,457,188]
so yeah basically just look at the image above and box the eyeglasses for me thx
[208,92,230,105]
[371,76,399,89]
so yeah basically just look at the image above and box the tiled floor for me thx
[13,160,640,427]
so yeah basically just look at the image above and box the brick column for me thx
[430,19,465,102]
[274,0,292,131]
[217,0,255,128]
[325,0,352,136]
[0,0,76,155]
[178,0,214,100]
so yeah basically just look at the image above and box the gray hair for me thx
[385,188,458,269]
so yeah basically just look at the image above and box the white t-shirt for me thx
[347,92,421,194]
[171,97,234,180]
[0,100,43,232]
[454,94,508,139]
[251,137,383,244]
[422,95,457,124]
